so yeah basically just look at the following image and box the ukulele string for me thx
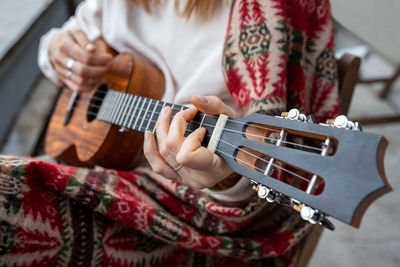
[66,98,324,153]
[62,94,315,182]
[67,88,325,150]
[68,103,323,153]
[66,89,293,135]
[182,128,312,183]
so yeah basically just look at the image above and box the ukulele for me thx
[45,41,391,230]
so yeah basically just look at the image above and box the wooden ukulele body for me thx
[45,41,165,170]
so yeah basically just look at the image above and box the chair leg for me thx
[379,66,400,98]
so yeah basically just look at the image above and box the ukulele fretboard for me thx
[96,90,218,144]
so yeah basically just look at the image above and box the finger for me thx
[55,64,100,88]
[167,107,198,155]
[155,106,172,148]
[60,38,112,66]
[54,54,108,79]
[143,131,181,181]
[190,95,237,118]
[176,128,215,170]
[156,106,174,158]
[56,65,94,92]
[59,74,93,92]
[70,29,95,52]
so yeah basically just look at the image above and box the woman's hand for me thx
[143,95,238,190]
[49,29,113,92]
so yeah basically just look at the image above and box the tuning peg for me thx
[306,114,317,123]
[324,116,362,131]
[292,202,335,230]
[334,115,350,128]
[280,109,307,121]
[255,185,279,203]
[333,115,362,131]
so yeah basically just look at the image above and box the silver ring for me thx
[67,70,73,79]
[174,164,183,172]
[66,58,75,70]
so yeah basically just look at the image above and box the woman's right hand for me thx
[49,29,113,92]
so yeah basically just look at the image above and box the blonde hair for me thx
[130,0,224,19]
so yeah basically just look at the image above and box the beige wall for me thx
[331,0,400,64]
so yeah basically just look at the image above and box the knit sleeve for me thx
[209,0,340,204]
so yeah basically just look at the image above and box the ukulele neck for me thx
[96,89,219,141]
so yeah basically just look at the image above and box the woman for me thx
[0,0,339,266]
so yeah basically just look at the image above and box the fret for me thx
[120,94,135,126]
[123,95,137,127]
[132,98,147,130]
[199,113,205,128]
[152,101,166,133]
[171,104,180,117]
[97,91,110,120]
[115,93,129,125]
[145,99,158,131]
[101,92,111,120]
[108,91,118,123]
[119,94,134,126]
[127,96,142,129]
[97,91,219,150]
[187,112,218,146]
[106,90,117,122]
[138,98,152,132]
[115,92,127,124]
[111,91,124,124]
[105,91,115,122]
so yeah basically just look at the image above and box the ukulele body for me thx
[45,40,165,170]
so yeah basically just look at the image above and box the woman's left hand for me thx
[143,95,238,190]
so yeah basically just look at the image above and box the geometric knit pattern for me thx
[223,0,339,122]
[0,155,309,266]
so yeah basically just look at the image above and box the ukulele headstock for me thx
[215,109,391,230]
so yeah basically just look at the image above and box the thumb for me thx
[70,29,95,52]
[190,95,237,118]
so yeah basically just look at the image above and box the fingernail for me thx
[86,43,95,51]
[163,106,169,114]
[144,131,149,141]
[198,95,208,103]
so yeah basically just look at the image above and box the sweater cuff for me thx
[202,176,254,205]
[38,28,62,85]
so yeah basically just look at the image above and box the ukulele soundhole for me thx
[87,84,107,122]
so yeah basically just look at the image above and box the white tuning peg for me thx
[286,109,307,121]
[333,115,361,131]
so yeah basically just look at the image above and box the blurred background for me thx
[0,0,398,266]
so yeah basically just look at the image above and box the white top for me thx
[38,0,237,107]
[38,0,253,203]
